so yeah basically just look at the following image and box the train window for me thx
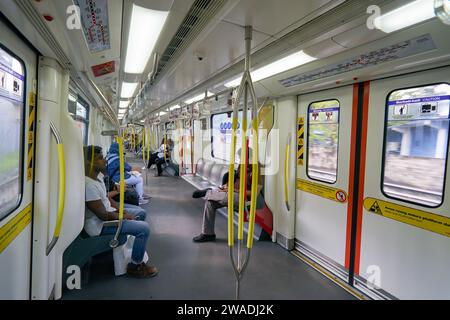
[382,84,450,207]
[68,94,89,145]
[211,110,251,161]
[307,100,340,184]
[0,46,25,221]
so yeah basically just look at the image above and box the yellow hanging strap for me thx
[227,115,238,247]
[118,136,125,221]
[247,116,259,249]
[238,118,248,241]
[142,127,146,163]
[164,133,168,161]
[89,144,95,177]
[147,128,151,163]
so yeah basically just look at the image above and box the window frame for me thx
[306,98,341,185]
[0,43,27,222]
[380,82,450,209]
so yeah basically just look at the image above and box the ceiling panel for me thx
[223,0,335,36]
[156,20,270,105]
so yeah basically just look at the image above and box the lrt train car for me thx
[0,0,450,302]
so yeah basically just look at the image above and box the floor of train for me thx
[62,160,356,300]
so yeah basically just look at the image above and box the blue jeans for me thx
[101,220,150,264]
[123,203,147,221]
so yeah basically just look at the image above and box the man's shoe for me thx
[139,199,149,205]
[193,233,216,242]
[126,262,158,278]
[142,194,152,200]
[192,188,212,199]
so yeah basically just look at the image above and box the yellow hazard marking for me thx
[27,93,36,181]
[297,117,305,166]
[0,204,32,253]
[297,179,348,203]
[364,198,450,238]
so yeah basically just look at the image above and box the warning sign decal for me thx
[297,179,348,204]
[363,198,450,238]
[297,117,304,166]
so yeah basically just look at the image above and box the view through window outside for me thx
[308,100,340,183]
[383,84,450,207]
[0,47,24,220]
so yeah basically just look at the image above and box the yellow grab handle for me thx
[146,128,151,165]
[247,117,259,249]
[238,118,248,241]
[142,128,146,163]
[118,137,125,221]
[227,117,238,247]
[54,144,66,237]
[164,134,168,161]
[284,136,291,211]
[46,123,66,255]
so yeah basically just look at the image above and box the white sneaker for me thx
[139,199,149,205]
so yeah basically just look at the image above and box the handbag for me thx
[113,236,149,276]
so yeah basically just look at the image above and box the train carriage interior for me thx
[1,0,450,303]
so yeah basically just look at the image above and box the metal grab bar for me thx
[110,136,125,248]
[46,122,66,256]
[284,134,291,212]
[227,26,260,300]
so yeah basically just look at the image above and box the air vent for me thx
[154,0,227,81]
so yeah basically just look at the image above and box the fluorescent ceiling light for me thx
[124,4,169,74]
[184,92,214,105]
[121,82,138,99]
[374,0,436,33]
[224,51,317,88]
[170,105,180,111]
[159,111,167,116]
[119,101,130,109]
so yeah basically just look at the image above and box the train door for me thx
[0,19,37,299]
[295,86,354,279]
[357,67,450,299]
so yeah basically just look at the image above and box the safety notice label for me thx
[297,179,348,204]
[363,198,450,238]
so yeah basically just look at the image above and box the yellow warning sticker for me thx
[297,179,348,203]
[297,118,305,166]
[27,93,36,181]
[364,198,450,238]
[0,204,32,254]
[297,117,305,166]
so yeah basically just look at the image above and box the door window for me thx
[382,84,450,207]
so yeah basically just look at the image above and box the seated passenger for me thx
[147,139,170,176]
[106,142,150,205]
[106,183,146,221]
[192,149,263,242]
[84,145,158,278]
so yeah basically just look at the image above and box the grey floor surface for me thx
[63,161,356,300]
